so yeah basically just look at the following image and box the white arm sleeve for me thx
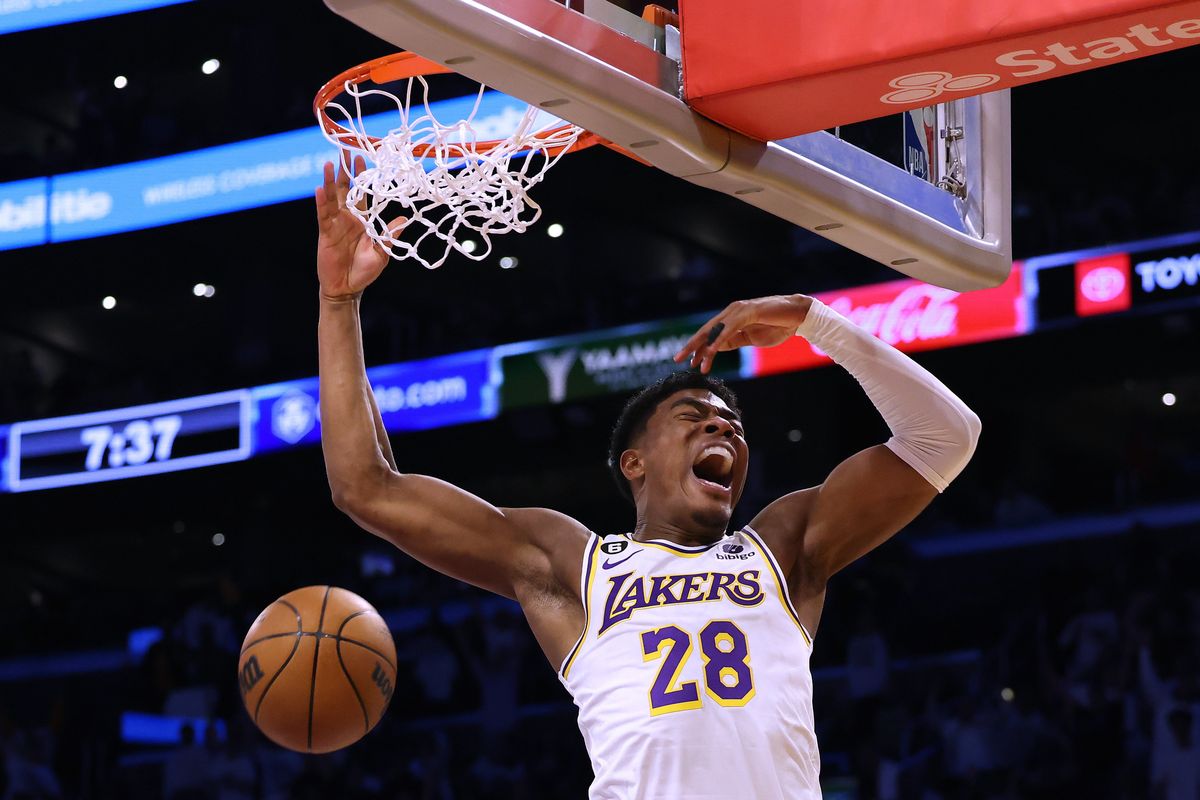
[795,298,982,492]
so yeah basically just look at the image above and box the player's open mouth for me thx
[692,445,734,493]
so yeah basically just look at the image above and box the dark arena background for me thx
[3,1,1200,798]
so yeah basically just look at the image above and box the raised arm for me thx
[677,294,979,585]
[316,160,586,601]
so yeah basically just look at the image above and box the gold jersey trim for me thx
[560,533,601,679]
[742,526,813,647]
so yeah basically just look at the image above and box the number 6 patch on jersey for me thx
[601,540,629,555]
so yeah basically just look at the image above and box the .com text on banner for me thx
[252,351,496,455]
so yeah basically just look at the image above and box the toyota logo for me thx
[1080,266,1127,303]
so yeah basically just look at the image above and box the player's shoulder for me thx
[501,507,594,598]
[749,486,820,540]
[501,506,592,548]
[746,486,821,573]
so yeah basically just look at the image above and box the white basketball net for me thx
[320,76,584,269]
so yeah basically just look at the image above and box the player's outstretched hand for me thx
[675,294,814,373]
[315,157,405,301]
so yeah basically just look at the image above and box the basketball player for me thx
[316,159,980,798]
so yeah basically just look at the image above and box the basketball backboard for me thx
[322,0,1011,291]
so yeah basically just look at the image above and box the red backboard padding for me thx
[680,0,1200,140]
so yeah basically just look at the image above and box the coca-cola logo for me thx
[1080,266,1126,303]
[826,285,960,346]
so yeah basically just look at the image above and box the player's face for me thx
[634,389,749,533]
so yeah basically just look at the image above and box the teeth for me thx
[695,445,733,476]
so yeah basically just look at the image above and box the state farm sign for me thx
[882,18,1200,104]
[682,1,1200,142]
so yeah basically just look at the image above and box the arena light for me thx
[113,75,128,89]
[1162,392,1177,406]
[192,282,206,297]
[102,295,116,310]
[499,256,519,269]
[787,429,802,442]
[212,532,225,546]
[203,284,216,298]
[201,58,220,75]
[547,222,564,238]
[461,239,479,254]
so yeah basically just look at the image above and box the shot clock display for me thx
[7,391,250,492]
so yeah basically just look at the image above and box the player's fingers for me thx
[335,165,353,206]
[694,322,732,370]
[315,187,329,223]
[674,311,730,364]
[336,154,351,188]
[315,185,341,228]
[699,326,742,373]
[692,304,754,368]
[341,155,371,211]
[321,161,337,195]
[721,330,753,351]
[383,216,407,238]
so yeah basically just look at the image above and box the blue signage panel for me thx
[6,391,251,492]
[0,425,9,489]
[0,0,193,35]
[48,129,342,242]
[0,177,49,250]
[0,349,495,493]
[0,91,540,251]
[251,349,495,455]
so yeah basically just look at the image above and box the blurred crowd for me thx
[3,510,1198,800]
[826,536,1200,800]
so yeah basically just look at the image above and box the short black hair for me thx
[607,371,741,505]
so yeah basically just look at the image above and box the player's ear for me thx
[619,449,644,482]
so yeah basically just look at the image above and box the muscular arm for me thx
[319,295,393,483]
[315,160,587,603]
[750,298,979,584]
[678,295,979,610]
[364,359,397,470]
[319,295,586,600]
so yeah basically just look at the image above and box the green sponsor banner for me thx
[499,317,741,410]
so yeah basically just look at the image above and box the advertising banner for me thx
[1075,253,1133,316]
[0,177,49,251]
[0,92,538,250]
[0,0,192,36]
[682,0,1200,139]
[252,351,495,455]
[497,318,742,410]
[1131,247,1200,302]
[749,264,1027,376]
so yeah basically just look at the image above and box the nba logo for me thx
[1075,253,1132,317]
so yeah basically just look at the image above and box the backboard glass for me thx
[322,0,1011,291]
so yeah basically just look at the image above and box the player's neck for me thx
[630,515,726,548]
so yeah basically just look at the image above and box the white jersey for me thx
[559,526,821,800]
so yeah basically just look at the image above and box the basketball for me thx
[237,586,396,753]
